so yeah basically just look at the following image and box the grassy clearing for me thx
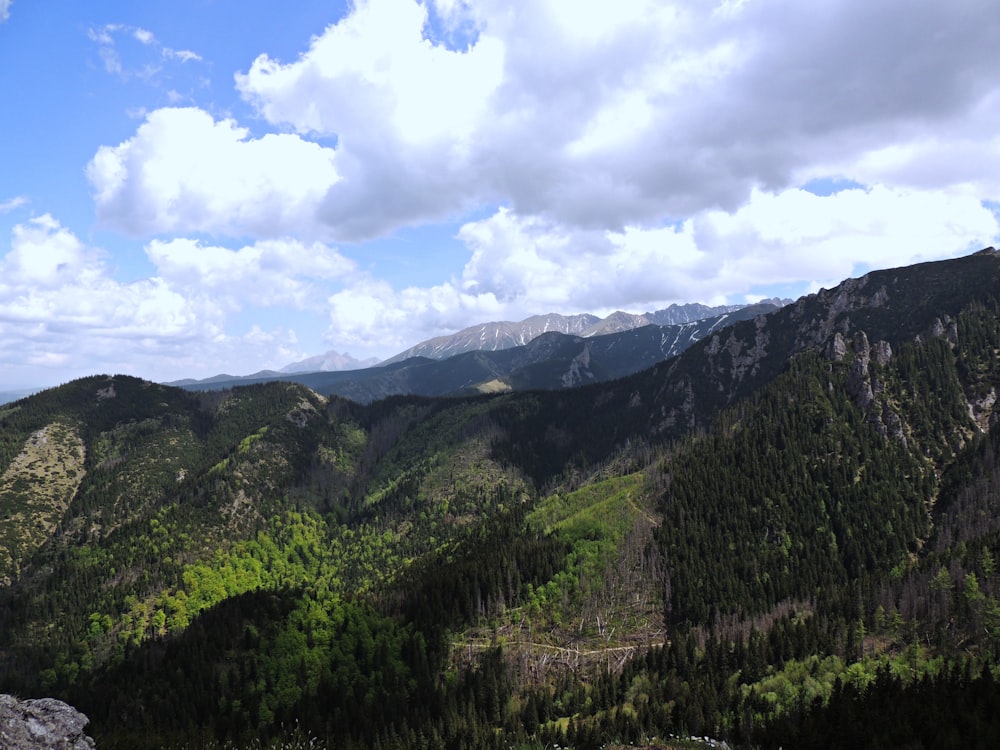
[475,379,512,394]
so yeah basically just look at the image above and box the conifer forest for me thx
[4,250,1000,748]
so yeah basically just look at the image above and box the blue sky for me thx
[1,0,999,388]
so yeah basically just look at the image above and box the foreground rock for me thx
[0,694,96,749]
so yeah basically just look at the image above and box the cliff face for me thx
[0,695,96,750]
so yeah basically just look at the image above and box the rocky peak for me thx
[825,332,848,362]
[846,331,874,409]
[929,315,959,347]
[0,694,96,749]
[872,339,893,367]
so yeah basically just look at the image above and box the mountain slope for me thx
[381,302,760,364]
[2,249,1000,749]
[0,419,85,585]
[175,302,779,403]
[486,248,1000,480]
[280,350,380,373]
[381,312,602,363]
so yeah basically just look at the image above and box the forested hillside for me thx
[2,250,1000,749]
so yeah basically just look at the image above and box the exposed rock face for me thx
[845,332,874,409]
[0,694,96,749]
[560,343,594,388]
[837,331,906,445]
[929,315,960,347]
[703,315,770,397]
[825,332,848,362]
[872,339,893,367]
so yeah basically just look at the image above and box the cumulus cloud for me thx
[690,185,1000,290]
[0,216,202,334]
[827,119,1000,203]
[0,217,324,383]
[237,0,503,143]
[328,276,504,353]
[0,1,11,24]
[325,185,1000,356]
[235,0,1000,238]
[0,217,211,385]
[145,237,355,309]
[234,0,505,239]
[88,108,340,237]
[75,0,1000,370]
[92,0,1000,244]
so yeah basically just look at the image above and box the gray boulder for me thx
[0,694,96,749]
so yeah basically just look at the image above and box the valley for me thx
[2,250,1000,748]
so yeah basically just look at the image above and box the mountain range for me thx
[280,350,380,373]
[379,301,780,364]
[170,301,783,402]
[2,249,1000,749]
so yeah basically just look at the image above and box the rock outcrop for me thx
[0,694,96,749]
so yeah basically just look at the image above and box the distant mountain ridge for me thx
[169,352,382,387]
[280,351,379,373]
[381,313,603,365]
[171,302,782,402]
[381,301,783,364]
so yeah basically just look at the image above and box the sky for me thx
[1,0,999,388]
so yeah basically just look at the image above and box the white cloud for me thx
[323,185,1000,358]
[91,0,1000,245]
[88,108,340,238]
[690,186,1000,289]
[0,216,202,333]
[234,0,506,240]
[3,214,94,288]
[836,138,1000,207]
[0,0,11,24]
[133,27,155,45]
[73,0,1000,372]
[89,23,203,78]
[89,24,124,75]
[232,0,1000,240]
[145,237,355,309]
[0,217,212,385]
[327,278,503,353]
[236,0,503,145]
[165,48,202,64]
[0,217,322,383]
[0,196,27,213]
